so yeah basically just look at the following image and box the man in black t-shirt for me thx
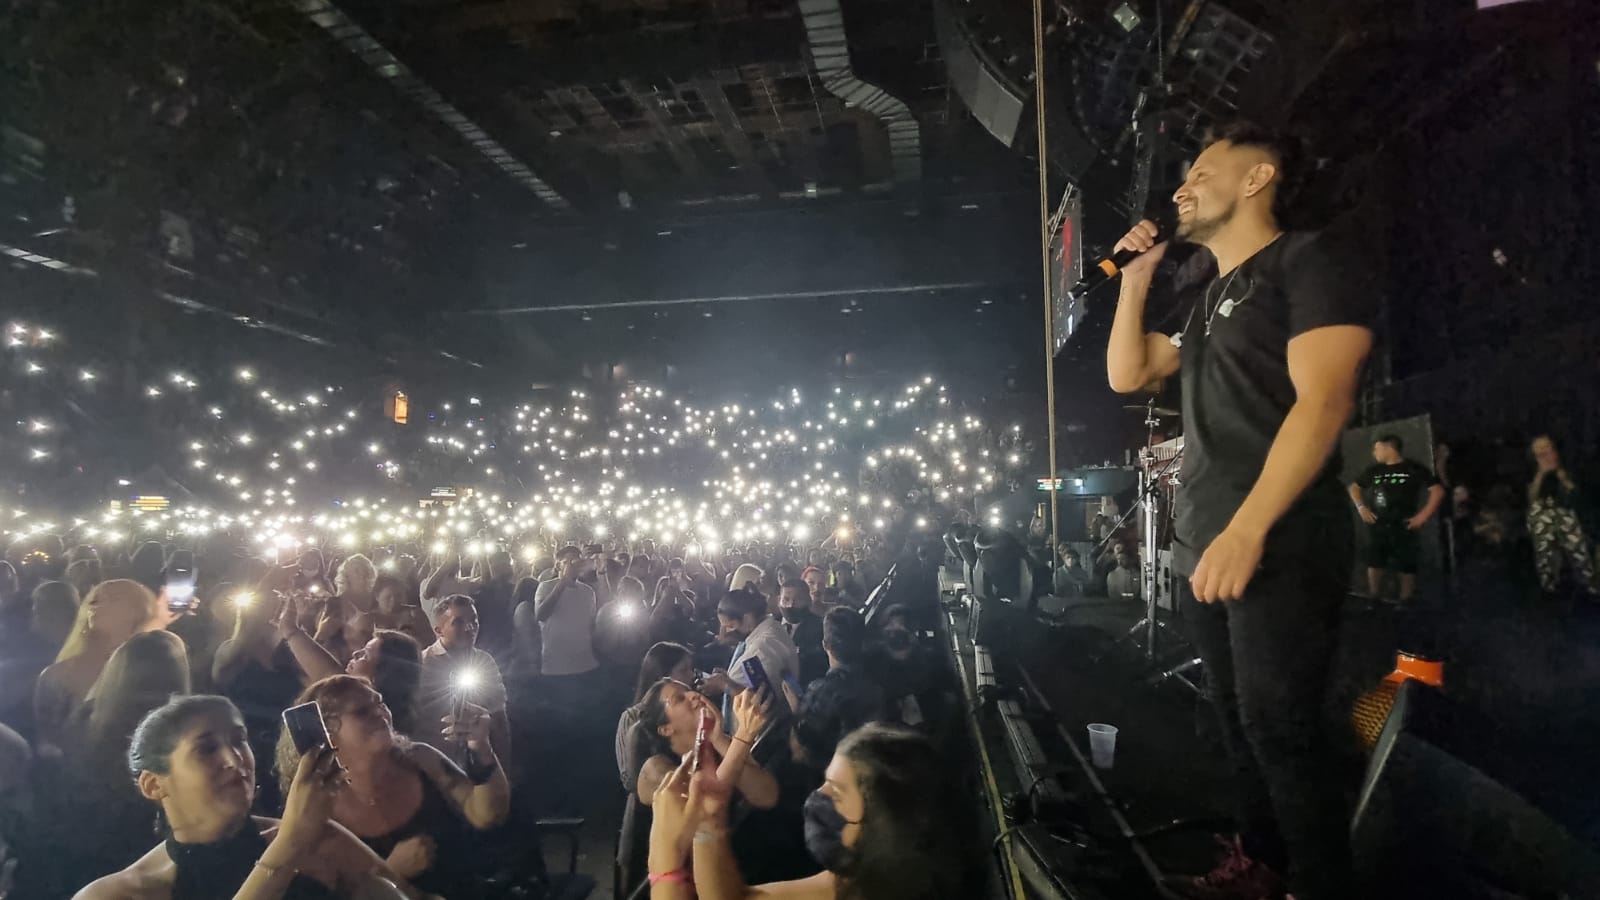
[1106,123,1373,900]
[1348,435,1444,603]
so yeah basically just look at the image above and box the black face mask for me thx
[779,605,802,623]
[884,630,912,651]
[803,789,858,873]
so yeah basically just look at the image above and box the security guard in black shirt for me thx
[1349,434,1445,603]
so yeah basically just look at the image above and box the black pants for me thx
[1181,533,1357,900]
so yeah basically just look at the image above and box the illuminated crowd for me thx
[0,317,1002,899]
[2,318,1031,558]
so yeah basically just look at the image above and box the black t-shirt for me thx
[1170,232,1375,575]
[1357,460,1438,522]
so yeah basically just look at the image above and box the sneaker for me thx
[1165,835,1286,900]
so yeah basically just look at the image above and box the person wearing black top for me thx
[74,694,416,900]
[1349,435,1445,603]
[794,608,883,762]
[777,579,827,687]
[1106,122,1374,900]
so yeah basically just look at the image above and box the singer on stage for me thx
[1105,122,1374,900]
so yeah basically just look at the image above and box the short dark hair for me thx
[717,586,767,621]
[823,607,867,665]
[781,578,809,594]
[556,544,581,561]
[1376,434,1403,452]
[878,604,913,631]
[432,593,476,620]
[1205,120,1306,217]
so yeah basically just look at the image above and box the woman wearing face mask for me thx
[649,722,983,900]
[36,580,181,754]
[74,694,415,900]
[869,607,953,733]
[275,675,509,897]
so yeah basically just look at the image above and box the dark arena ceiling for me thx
[1,0,1592,419]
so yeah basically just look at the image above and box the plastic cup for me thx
[1087,723,1118,769]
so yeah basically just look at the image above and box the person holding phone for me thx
[702,588,797,736]
[633,680,776,811]
[274,676,509,897]
[74,694,418,900]
[647,723,983,900]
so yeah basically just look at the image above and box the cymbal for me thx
[1123,404,1180,417]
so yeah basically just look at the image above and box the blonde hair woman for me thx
[34,579,180,754]
[315,555,380,663]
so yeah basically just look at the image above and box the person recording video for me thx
[74,695,418,900]
[417,596,510,760]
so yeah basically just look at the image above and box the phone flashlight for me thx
[234,592,255,608]
[165,550,196,614]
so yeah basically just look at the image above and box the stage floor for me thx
[1005,571,1600,899]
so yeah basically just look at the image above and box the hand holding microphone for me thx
[1110,219,1169,281]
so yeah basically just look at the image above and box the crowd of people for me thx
[0,522,981,900]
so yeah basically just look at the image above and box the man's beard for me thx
[1175,198,1236,244]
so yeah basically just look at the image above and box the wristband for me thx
[463,748,499,785]
[648,870,690,885]
[731,736,753,746]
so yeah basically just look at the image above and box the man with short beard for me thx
[1106,122,1373,900]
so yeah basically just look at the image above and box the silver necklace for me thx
[1203,269,1241,336]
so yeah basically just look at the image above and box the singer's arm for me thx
[1189,325,1372,602]
[1106,270,1181,393]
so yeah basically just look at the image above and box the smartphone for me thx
[691,708,710,774]
[741,657,792,720]
[282,701,330,756]
[165,550,196,614]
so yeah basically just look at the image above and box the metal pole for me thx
[1032,0,1060,565]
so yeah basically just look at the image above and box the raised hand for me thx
[278,745,345,854]
[441,702,492,752]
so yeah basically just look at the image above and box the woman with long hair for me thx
[57,631,192,876]
[633,679,776,811]
[616,643,695,791]
[649,723,983,900]
[313,556,379,663]
[274,675,509,896]
[370,575,431,648]
[35,580,177,753]
[277,604,422,739]
[74,694,416,900]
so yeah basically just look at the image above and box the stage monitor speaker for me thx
[1352,680,1600,896]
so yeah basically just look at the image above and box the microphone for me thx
[1072,209,1177,293]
